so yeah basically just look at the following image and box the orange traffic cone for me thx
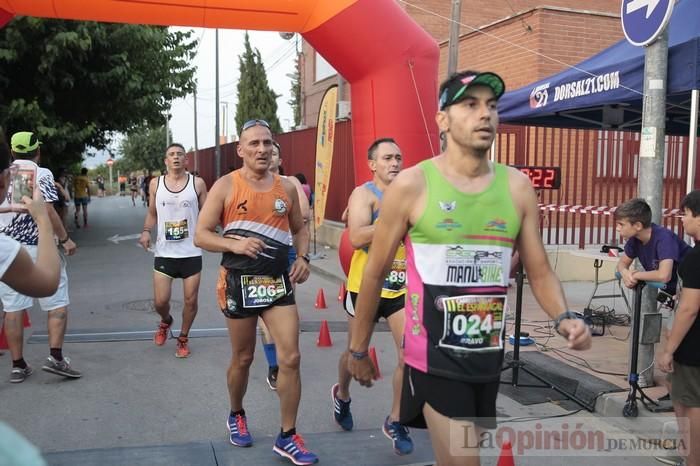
[496,440,515,466]
[0,324,8,350]
[317,320,332,347]
[368,346,382,380]
[315,288,328,309]
[337,282,346,302]
[22,310,31,328]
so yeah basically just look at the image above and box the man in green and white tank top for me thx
[347,70,592,466]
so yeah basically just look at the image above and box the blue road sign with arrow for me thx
[621,0,674,46]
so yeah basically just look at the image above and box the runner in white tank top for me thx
[139,143,208,358]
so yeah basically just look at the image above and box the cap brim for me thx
[469,72,505,100]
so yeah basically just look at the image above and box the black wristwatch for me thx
[59,236,70,245]
[301,254,311,263]
[553,310,581,334]
[350,350,368,360]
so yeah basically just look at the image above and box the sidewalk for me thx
[308,245,680,450]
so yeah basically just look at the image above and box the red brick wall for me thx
[404,0,619,42]
[436,8,622,91]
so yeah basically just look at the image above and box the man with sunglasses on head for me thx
[139,143,208,358]
[195,119,317,465]
[347,71,592,465]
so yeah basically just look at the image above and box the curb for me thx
[595,391,679,447]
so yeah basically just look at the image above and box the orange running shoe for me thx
[154,319,172,346]
[175,336,190,358]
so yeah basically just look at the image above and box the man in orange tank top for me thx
[195,119,317,465]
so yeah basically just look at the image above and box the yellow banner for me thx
[313,85,338,228]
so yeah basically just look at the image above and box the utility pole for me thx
[214,28,221,180]
[447,0,462,77]
[194,85,199,173]
[636,29,669,387]
[165,112,170,147]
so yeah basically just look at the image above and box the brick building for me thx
[300,1,623,127]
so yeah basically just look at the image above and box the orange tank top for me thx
[220,170,292,275]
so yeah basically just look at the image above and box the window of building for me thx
[315,52,336,82]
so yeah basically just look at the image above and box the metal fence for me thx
[495,125,697,248]
[188,122,698,248]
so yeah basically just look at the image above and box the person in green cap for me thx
[0,131,82,383]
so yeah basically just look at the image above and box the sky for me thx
[85,28,297,167]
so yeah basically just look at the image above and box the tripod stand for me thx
[500,262,594,411]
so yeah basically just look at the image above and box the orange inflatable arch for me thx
[0,0,439,183]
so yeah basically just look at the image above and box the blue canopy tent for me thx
[498,0,699,137]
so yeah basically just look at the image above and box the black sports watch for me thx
[553,310,581,334]
[301,254,311,263]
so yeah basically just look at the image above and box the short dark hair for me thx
[367,137,397,160]
[614,198,652,228]
[294,173,307,185]
[81,167,88,175]
[0,129,10,171]
[681,190,700,217]
[166,143,186,153]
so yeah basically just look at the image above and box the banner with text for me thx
[313,85,338,228]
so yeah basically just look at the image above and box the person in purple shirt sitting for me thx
[615,198,690,297]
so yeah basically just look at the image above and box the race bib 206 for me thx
[240,275,287,308]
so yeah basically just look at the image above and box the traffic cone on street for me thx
[369,346,382,380]
[337,282,346,301]
[22,310,31,328]
[315,288,327,309]
[496,440,515,466]
[0,324,8,350]
[317,320,332,347]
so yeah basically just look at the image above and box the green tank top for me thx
[403,159,521,383]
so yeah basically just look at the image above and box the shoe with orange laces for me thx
[273,432,319,465]
[227,411,253,447]
[153,318,172,346]
[175,336,190,358]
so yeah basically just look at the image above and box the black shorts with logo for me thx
[344,291,404,322]
[400,365,499,429]
[220,269,295,319]
[154,256,202,280]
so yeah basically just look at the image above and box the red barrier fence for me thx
[189,122,699,248]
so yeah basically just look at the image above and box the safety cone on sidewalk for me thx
[22,310,31,328]
[337,282,346,302]
[368,346,382,380]
[0,324,9,350]
[317,320,332,347]
[315,288,327,309]
[496,440,515,466]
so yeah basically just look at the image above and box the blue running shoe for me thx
[331,383,353,431]
[273,432,319,465]
[227,412,253,447]
[382,416,413,455]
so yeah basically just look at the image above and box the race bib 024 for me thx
[164,219,188,241]
[240,275,287,308]
[438,294,505,352]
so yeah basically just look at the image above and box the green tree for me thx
[288,54,302,128]
[0,18,197,171]
[119,125,171,173]
[234,32,282,136]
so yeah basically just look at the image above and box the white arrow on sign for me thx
[107,233,142,244]
[626,0,661,19]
